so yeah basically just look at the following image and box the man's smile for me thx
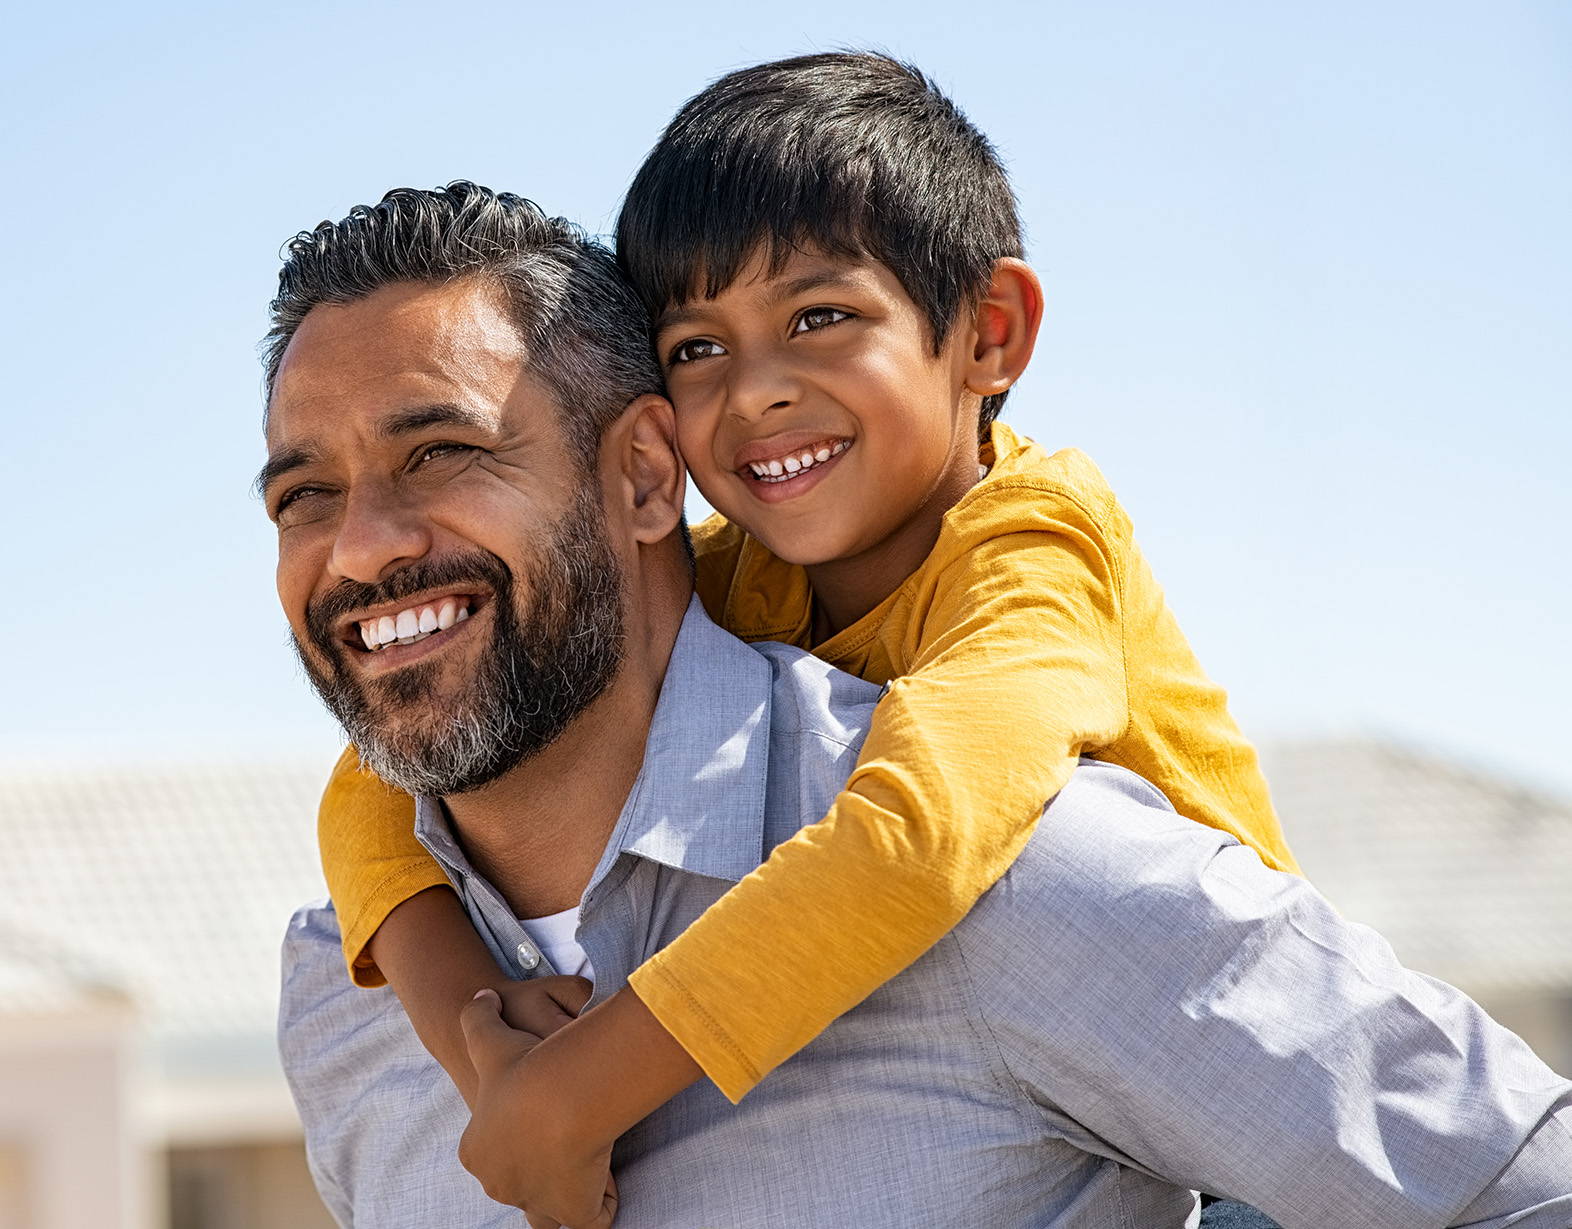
[355,594,474,652]
[324,589,492,670]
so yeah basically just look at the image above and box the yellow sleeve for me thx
[317,745,451,987]
[629,526,1128,1101]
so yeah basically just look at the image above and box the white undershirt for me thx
[519,905,594,981]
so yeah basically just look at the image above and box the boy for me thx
[317,53,1301,1222]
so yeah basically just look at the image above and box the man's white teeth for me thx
[748,440,848,482]
[358,598,471,651]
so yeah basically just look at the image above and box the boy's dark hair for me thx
[617,52,1024,434]
[264,182,664,465]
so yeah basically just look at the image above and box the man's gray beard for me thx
[295,485,625,798]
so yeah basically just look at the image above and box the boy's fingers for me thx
[498,975,593,1037]
[460,989,535,1076]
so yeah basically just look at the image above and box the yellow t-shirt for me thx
[316,422,1299,1102]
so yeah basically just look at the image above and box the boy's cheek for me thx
[670,403,722,471]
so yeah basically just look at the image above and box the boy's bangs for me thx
[621,146,895,320]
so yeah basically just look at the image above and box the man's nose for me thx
[328,482,432,584]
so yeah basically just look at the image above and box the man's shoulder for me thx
[749,638,881,746]
[279,900,393,1042]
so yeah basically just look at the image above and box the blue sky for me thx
[2,2,1568,793]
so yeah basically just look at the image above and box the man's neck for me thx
[439,590,688,921]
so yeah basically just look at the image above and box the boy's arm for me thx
[629,524,1130,1100]
[318,750,586,1105]
[317,745,452,985]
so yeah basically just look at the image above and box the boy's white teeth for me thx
[358,598,471,651]
[748,440,848,483]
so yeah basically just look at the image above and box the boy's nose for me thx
[725,349,802,421]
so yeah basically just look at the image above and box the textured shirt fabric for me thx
[316,422,1297,1102]
[280,601,1572,1229]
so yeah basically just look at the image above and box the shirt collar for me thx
[414,595,774,900]
[590,595,774,888]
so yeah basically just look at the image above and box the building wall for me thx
[0,1010,145,1229]
[0,1143,30,1229]
[167,1141,336,1229]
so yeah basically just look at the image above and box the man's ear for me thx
[963,258,1043,398]
[603,393,686,544]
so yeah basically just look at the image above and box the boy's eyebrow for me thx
[655,268,870,333]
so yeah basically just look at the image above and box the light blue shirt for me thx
[280,598,1572,1228]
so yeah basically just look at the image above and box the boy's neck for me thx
[805,445,983,640]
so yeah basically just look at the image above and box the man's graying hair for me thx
[263,182,664,462]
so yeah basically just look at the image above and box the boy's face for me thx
[653,246,983,571]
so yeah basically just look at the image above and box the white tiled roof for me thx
[0,759,331,1047]
[1261,739,1572,995]
[3,741,1566,1054]
[0,924,128,1019]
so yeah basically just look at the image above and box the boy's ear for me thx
[963,258,1043,397]
[602,393,687,545]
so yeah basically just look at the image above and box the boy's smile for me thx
[655,246,986,632]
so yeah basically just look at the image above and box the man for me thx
[267,185,1572,1228]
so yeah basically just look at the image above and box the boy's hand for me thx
[495,975,593,1039]
[459,989,618,1229]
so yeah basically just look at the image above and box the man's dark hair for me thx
[264,182,663,462]
[616,52,1025,434]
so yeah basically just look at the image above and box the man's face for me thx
[263,278,623,796]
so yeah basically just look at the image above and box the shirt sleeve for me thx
[278,903,514,1228]
[317,746,450,987]
[964,761,1572,1228]
[630,523,1130,1101]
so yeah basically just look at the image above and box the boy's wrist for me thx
[539,984,705,1148]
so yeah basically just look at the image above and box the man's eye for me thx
[414,442,469,467]
[273,485,327,518]
[668,338,725,365]
[794,307,851,334]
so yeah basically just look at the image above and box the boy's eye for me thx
[794,307,850,334]
[668,338,725,365]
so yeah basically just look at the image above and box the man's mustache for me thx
[305,551,513,654]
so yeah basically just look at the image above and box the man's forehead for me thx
[267,279,526,445]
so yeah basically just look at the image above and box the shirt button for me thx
[516,942,541,972]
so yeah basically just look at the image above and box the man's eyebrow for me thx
[254,444,319,500]
[377,402,498,439]
[254,405,497,500]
